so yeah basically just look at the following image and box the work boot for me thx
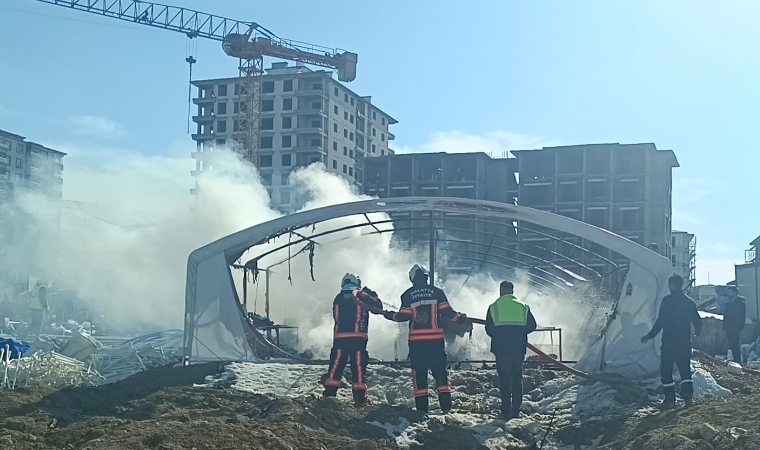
[322,387,338,398]
[353,391,368,407]
[662,387,676,409]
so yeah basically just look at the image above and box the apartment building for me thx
[671,230,696,294]
[512,143,679,274]
[0,129,66,287]
[191,62,397,213]
[362,152,519,275]
[736,235,759,322]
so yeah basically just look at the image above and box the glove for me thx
[362,286,378,298]
[383,311,395,321]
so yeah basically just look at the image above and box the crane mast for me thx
[33,0,358,169]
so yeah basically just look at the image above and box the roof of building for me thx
[192,64,398,125]
[510,143,679,167]
[751,235,760,247]
[0,129,26,140]
[0,129,66,156]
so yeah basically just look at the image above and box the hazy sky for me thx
[1,0,758,284]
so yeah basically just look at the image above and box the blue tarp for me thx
[0,338,31,359]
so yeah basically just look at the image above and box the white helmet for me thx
[341,273,361,290]
[408,264,430,283]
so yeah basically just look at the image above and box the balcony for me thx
[191,133,215,141]
[192,114,215,123]
[192,95,215,105]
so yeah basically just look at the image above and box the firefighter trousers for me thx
[660,344,693,403]
[323,338,369,403]
[409,340,452,412]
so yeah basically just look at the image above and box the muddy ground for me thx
[0,358,759,450]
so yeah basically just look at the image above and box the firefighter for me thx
[383,264,471,413]
[323,273,382,405]
[641,274,702,407]
[485,281,537,419]
[724,286,746,365]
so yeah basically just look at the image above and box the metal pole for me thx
[242,267,248,311]
[754,262,759,322]
[428,211,436,286]
[265,269,271,320]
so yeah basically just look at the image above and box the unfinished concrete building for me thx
[671,230,697,295]
[191,62,396,213]
[512,143,679,277]
[362,152,519,276]
[0,129,66,289]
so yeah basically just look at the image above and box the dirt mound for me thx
[596,358,760,450]
[0,362,481,450]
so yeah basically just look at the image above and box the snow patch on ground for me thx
[209,361,732,449]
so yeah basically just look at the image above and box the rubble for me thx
[0,330,183,390]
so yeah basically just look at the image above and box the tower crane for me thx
[33,0,358,168]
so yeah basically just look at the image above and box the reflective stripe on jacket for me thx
[488,295,529,326]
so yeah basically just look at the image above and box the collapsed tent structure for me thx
[183,197,673,378]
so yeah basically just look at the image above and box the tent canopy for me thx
[184,197,673,378]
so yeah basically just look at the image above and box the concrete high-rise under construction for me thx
[190,62,397,213]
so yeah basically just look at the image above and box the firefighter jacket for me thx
[485,294,537,356]
[28,285,49,311]
[332,289,381,340]
[644,291,702,348]
[387,282,466,343]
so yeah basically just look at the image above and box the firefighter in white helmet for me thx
[323,273,382,405]
[383,264,470,412]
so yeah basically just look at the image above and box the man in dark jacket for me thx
[383,264,470,413]
[485,281,537,419]
[641,274,702,407]
[323,273,383,405]
[724,286,746,365]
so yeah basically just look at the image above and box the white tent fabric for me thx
[184,198,674,377]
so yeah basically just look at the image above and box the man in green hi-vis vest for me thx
[485,281,537,419]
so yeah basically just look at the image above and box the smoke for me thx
[2,144,602,360]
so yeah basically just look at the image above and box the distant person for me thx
[322,273,382,406]
[485,281,537,419]
[383,264,471,413]
[723,286,746,365]
[19,280,49,340]
[641,274,702,408]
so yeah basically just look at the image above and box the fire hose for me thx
[352,290,589,378]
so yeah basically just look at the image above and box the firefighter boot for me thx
[439,391,452,413]
[415,395,429,413]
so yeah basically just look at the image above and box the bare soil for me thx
[1,357,760,450]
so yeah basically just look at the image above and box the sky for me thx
[1,0,758,285]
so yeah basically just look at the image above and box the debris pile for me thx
[0,351,102,391]
[0,330,184,390]
[742,333,760,369]
[91,330,184,382]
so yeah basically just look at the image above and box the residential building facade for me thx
[671,230,696,294]
[511,143,679,275]
[362,152,519,275]
[191,62,397,213]
[735,235,759,323]
[0,129,66,288]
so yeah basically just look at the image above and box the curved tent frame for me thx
[184,197,673,378]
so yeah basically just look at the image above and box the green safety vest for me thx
[489,294,529,326]
[29,285,47,310]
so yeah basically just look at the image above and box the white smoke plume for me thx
[2,145,600,361]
